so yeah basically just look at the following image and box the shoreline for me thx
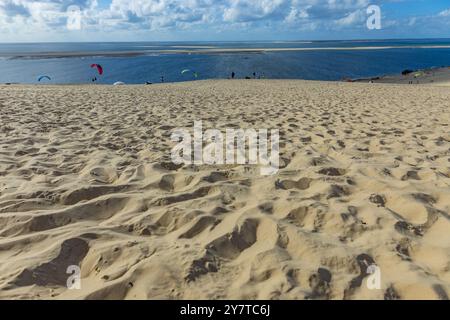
[0,80,449,299]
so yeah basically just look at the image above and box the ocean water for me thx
[1,39,450,84]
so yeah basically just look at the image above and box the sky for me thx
[0,0,449,42]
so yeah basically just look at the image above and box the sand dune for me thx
[0,80,449,300]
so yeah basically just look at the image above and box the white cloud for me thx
[335,9,365,27]
[0,0,448,40]
[439,9,450,17]
[0,0,377,32]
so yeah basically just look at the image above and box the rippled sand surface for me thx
[0,80,449,299]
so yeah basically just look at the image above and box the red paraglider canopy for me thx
[91,64,103,75]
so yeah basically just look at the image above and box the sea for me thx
[1,39,450,84]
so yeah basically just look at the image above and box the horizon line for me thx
[1,37,450,44]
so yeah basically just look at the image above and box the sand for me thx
[0,80,449,300]
[355,66,450,86]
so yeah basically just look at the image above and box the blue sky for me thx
[0,0,449,42]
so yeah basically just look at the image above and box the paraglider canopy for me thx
[38,75,51,82]
[91,64,103,75]
[181,69,198,78]
[113,81,125,86]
